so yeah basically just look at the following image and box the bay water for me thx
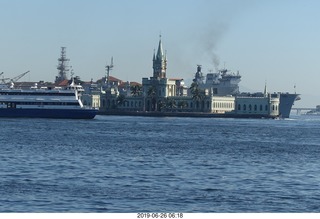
[0,115,319,212]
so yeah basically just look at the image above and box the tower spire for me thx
[153,35,167,79]
[264,81,268,97]
[156,35,163,60]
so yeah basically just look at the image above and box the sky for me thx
[0,0,319,107]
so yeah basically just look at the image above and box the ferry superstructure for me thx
[0,83,97,119]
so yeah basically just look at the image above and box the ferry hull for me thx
[0,108,97,119]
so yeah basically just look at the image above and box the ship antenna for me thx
[105,57,114,85]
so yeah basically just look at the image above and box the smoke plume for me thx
[201,21,229,71]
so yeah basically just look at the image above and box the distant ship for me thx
[193,65,300,118]
[0,80,97,119]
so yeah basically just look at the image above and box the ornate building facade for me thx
[98,37,280,118]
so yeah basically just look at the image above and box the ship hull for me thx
[0,108,98,119]
[277,93,299,118]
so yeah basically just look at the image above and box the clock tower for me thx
[152,36,167,79]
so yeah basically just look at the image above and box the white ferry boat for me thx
[0,81,97,119]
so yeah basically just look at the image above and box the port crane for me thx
[1,71,30,84]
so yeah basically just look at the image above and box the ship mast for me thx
[105,57,114,86]
[55,47,70,84]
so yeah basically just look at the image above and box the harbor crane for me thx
[11,71,30,82]
[1,71,30,84]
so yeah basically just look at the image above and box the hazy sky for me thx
[0,0,319,107]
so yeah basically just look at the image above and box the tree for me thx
[177,100,188,111]
[116,94,126,107]
[165,98,176,111]
[131,85,142,96]
[190,82,204,111]
[147,86,157,111]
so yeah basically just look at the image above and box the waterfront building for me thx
[96,37,279,118]
[234,86,280,117]
[141,37,189,111]
[81,81,101,109]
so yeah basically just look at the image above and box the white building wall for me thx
[235,95,279,116]
[82,94,100,108]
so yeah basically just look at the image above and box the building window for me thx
[260,105,263,111]
[254,105,257,111]
[249,104,252,111]
[238,104,241,110]
[265,105,268,111]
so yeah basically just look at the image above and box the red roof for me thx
[56,79,69,86]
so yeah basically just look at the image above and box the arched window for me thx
[238,104,241,110]
[243,104,246,111]
[249,104,252,111]
[254,105,257,111]
[260,105,263,111]
[265,105,268,111]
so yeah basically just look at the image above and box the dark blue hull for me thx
[278,93,300,118]
[0,108,97,119]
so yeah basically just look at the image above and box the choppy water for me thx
[1,115,320,212]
